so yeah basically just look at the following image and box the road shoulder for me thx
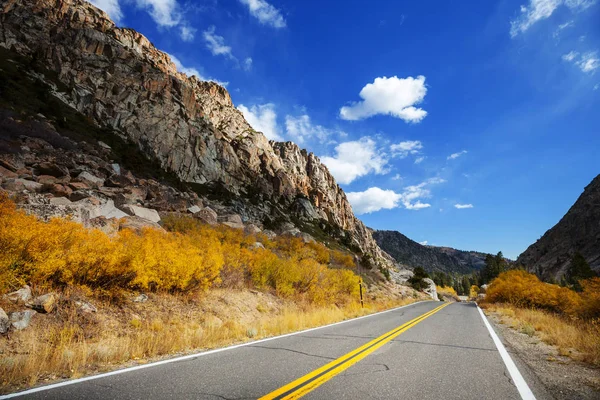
[484,307,600,400]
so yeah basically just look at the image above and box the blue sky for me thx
[90,0,600,259]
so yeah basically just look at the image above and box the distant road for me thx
[3,301,547,399]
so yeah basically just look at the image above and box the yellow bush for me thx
[1,195,360,303]
[484,270,599,319]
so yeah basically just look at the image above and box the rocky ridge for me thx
[516,174,600,280]
[0,0,393,268]
[372,229,489,274]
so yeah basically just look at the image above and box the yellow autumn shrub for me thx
[484,270,599,319]
[1,194,360,304]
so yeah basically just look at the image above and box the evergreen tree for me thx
[567,252,595,291]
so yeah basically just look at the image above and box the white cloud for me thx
[239,0,286,28]
[347,187,402,214]
[347,177,445,214]
[447,150,468,160]
[134,0,181,27]
[339,76,428,123]
[562,51,579,61]
[563,51,600,73]
[390,140,423,158]
[180,25,196,41]
[455,203,474,209]
[594,83,599,90]
[285,114,336,144]
[203,26,234,58]
[244,57,253,71]
[320,138,388,185]
[510,0,596,37]
[237,103,283,141]
[391,173,402,181]
[558,20,574,30]
[414,156,426,164]
[419,240,428,245]
[89,0,123,23]
[577,52,600,73]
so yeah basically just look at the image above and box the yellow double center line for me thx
[260,302,451,400]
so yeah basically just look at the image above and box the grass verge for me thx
[0,289,417,394]
[480,303,600,367]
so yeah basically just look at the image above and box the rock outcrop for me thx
[0,0,391,267]
[516,174,600,280]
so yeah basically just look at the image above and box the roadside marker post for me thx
[359,278,364,308]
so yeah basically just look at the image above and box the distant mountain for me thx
[372,230,489,274]
[516,174,600,280]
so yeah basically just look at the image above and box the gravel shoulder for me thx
[485,309,600,400]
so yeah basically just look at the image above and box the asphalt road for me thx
[3,301,550,400]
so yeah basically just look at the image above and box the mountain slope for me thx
[516,174,600,280]
[372,230,488,274]
[0,0,392,267]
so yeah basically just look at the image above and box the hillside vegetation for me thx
[481,270,600,366]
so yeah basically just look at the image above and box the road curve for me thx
[2,301,550,400]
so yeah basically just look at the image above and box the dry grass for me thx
[481,303,600,367]
[0,289,417,393]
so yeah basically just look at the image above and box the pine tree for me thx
[567,252,595,291]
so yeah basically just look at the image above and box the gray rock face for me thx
[9,310,36,330]
[4,285,32,304]
[29,293,57,313]
[0,308,10,334]
[118,204,161,223]
[0,0,392,269]
[423,278,439,301]
[517,174,600,280]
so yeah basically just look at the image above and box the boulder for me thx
[118,204,161,223]
[15,178,43,192]
[28,293,57,313]
[250,242,265,250]
[195,207,218,225]
[0,165,18,178]
[49,183,72,198]
[0,308,10,334]
[68,181,89,191]
[76,197,128,220]
[119,216,164,232]
[244,224,262,235]
[296,232,316,243]
[77,171,105,188]
[89,216,120,236]
[262,230,277,240]
[9,310,36,330]
[423,278,439,301]
[219,214,244,229]
[37,175,57,185]
[187,205,202,214]
[4,285,32,304]
[111,163,121,175]
[97,141,111,150]
[49,197,73,206]
[105,174,135,188]
[36,162,69,178]
[75,301,97,314]
[133,294,148,303]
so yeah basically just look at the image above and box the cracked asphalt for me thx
[10,301,551,399]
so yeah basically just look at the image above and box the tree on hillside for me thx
[567,252,596,291]
[408,267,430,291]
[481,252,508,284]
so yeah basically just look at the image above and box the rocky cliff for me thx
[372,230,488,274]
[516,174,600,280]
[0,0,391,266]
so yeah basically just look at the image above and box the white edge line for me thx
[1,301,431,398]
[477,306,536,400]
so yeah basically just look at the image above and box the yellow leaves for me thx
[485,270,599,319]
[0,195,360,304]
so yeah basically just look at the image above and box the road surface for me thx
[3,301,550,400]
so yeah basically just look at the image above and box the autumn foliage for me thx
[0,193,359,304]
[484,270,600,319]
